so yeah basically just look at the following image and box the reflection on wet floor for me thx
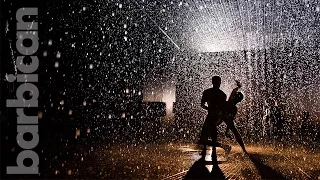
[41,143,319,179]
[167,144,319,180]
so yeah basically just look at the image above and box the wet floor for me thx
[43,143,320,179]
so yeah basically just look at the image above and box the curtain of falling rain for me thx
[41,0,320,146]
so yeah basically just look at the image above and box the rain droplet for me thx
[56,52,61,58]
[38,111,43,119]
[54,62,59,68]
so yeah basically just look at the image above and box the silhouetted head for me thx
[211,76,221,89]
[233,92,244,104]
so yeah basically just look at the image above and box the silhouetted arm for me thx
[201,91,208,110]
[228,80,242,102]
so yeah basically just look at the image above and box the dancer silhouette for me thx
[199,76,227,164]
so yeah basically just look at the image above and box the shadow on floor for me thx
[248,153,286,180]
[184,158,226,180]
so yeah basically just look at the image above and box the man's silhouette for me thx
[199,76,227,164]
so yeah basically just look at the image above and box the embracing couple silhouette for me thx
[199,76,248,164]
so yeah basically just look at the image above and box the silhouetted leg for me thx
[210,125,218,164]
[199,115,211,144]
[227,123,247,154]
[200,148,206,158]
[199,126,208,145]
[199,119,209,158]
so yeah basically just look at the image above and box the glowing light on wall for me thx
[161,90,175,115]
